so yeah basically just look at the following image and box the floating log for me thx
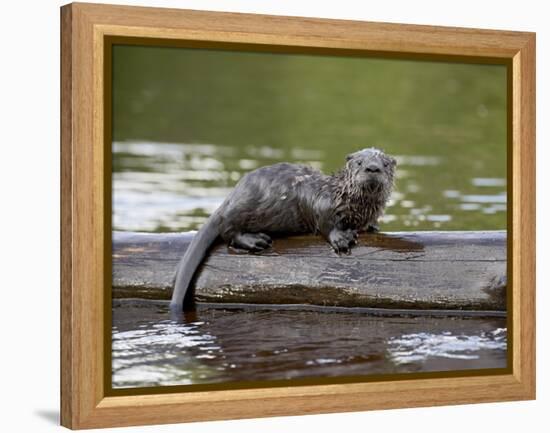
[112,230,507,313]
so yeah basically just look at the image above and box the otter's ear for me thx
[346,153,354,161]
[390,157,397,167]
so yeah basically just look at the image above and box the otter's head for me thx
[345,148,396,194]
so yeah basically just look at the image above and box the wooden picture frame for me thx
[60,2,535,429]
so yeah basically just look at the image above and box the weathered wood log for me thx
[112,230,506,312]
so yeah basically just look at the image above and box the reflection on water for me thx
[112,300,507,389]
[388,328,506,364]
[113,141,507,233]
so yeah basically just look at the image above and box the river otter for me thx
[171,147,396,311]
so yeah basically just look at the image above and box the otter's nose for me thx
[365,164,381,173]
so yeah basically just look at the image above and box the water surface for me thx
[112,46,507,233]
[112,300,507,389]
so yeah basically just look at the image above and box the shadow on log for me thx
[112,230,507,314]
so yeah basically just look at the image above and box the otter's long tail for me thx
[170,213,220,312]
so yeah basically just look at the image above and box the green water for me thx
[112,45,507,233]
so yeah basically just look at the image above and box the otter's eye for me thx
[383,161,389,167]
[357,161,362,166]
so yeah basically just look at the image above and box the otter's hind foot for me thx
[230,232,272,252]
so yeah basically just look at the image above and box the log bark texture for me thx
[112,231,506,312]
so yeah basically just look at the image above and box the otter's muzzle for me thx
[365,163,382,173]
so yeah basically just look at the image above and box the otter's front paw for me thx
[366,224,379,233]
[329,229,358,254]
